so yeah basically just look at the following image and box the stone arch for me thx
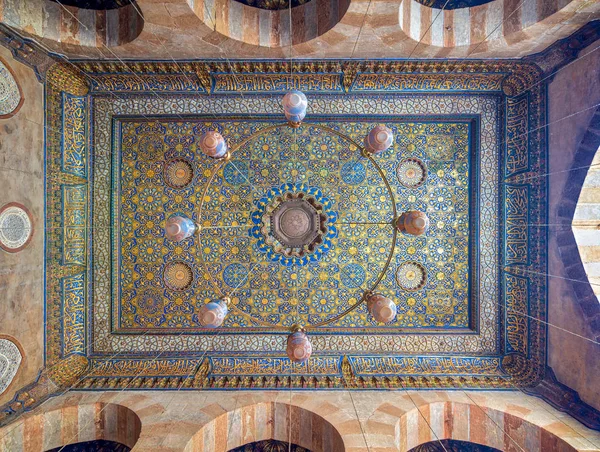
[186,0,350,47]
[0,402,142,451]
[0,56,24,119]
[557,105,600,337]
[398,0,579,49]
[184,401,345,452]
[395,401,579,452]
[573,144,600,302]
[0,0,144,48]
[0,335,23,397]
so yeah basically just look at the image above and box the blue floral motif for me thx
[429,187,453,212]
[223,160,249,185]
[340,264,366,288]
[429,238,453,262]
[250,264,280,290]
[137,239,164,263]
[255,291,277,312]
[341,161,366,185]
[138,186,163,211]
[223,263,249,288]
[312,290,331,313]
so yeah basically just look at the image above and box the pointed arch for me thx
[184,401,345,452]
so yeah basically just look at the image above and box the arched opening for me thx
[398,0,577,48]
[45,439,131,452]
[0,403,141,452]
[409,439,501,451]
[185,402,345,452]
[230,439,310,451]
[0,0,144,48]
[186,0,350,48]
[398,401,578,452]
[573,144,600,303]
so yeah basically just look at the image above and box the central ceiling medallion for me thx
[251,183,337,266]
[270,194,323,254]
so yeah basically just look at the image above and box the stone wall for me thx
[3,0,597,59]
[1,390,599,451]
[0,45,45,406]
[548,39,600,411]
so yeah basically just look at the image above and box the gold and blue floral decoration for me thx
[40,60,548,391]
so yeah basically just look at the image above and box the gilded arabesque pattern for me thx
[116,119,472,331]
[92,93,499,355]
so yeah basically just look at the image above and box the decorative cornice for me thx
[71,59,542,96]
[524,20,600,82]
[70,371,511,391]
[524,367,600,431]
[0,24,55,82]
[0,354,89,428]
[46,62,90,96]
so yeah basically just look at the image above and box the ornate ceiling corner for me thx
[46,63,90,96]
[524,20,600,81]
[0,24,56,83]
[0,354,88,428]
[523,367,600,431]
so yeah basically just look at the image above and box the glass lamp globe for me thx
[395,210,430,236]
[367,293,397,323]
[199,298,229,328]
[200,131,228,159]
[286,328,312,363]
[165,215,196,241]
[282,90,308,126]
[365,125,394,154]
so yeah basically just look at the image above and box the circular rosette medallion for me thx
[163,261,194,291]
[397,158,427,188]
[0,203,33,252]
[250,183,337,266]
[164,158,194,189]
[396,261,427,291]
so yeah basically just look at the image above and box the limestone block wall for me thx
[5,0,598,60]
[0,45,45,406]
[0,390,599,451]
[0,0,144,48]
[548,39,600,411]
[398,0,575,48]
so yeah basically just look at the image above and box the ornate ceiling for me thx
[116,119,471,332]
[36,59,549,391]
